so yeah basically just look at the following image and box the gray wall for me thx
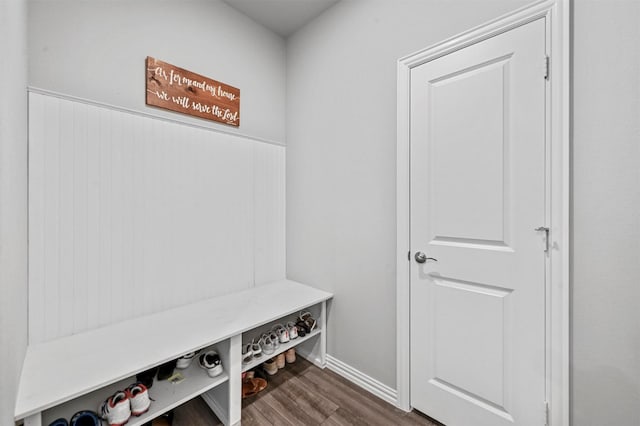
[287,1,640,424]
[29,0,287,143]
[286,0,529,389]
[0,0,28,424]
[572,1,640,425]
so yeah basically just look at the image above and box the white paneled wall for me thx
[28,92,285,344]
[253,142,286,284]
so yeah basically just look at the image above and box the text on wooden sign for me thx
[146,57,240,127]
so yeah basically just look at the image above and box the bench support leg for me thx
[228,334,242,425]
[24,413,42,426]
[319,300,327,368]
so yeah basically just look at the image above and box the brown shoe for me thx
[263,358,278,376]
[276,353,286,369]
[285,348,296,364]
[242,378,267,398]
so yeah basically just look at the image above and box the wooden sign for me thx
[145,57,240,127]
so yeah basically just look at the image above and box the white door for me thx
[410,19,547,426]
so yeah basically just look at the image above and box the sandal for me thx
[242,344,253,365]
[251,337,262,359]
[299,311,317,332]
[242,378,257,398]
[260,334,275,356]
[242,377,268,398]
[269,331,281,350]
[295,320,307,337]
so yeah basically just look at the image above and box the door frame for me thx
[395,1,570,425]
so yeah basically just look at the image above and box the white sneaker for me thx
[126,382,151,416]
[176,350,200,369]
[99,390,131,426]
[199,350,224,377]
[287,322,299,340]
[273,324,289,343]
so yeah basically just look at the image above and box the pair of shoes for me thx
[242,377,268,398]
[286,322,299,340]
[285,348,296,364]
[99,383,151,426]
[176,350,201,369]
[136,366,158,389]
[243,331,281,365]
[298,311,317,333]
[259,351,291,373]
[243,339,262,365]
[199,350,224,377]
[276,353,286,369]
[295,320,307,337]
[260,333,278,356]
[268,331,281,351]
[272,323,299,343]
[263,358,278,376]
[242,343,253,365]
[49,411,101,426]
[272,324,289,343]
[157,360,177,381]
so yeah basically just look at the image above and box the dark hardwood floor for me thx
[171,358,441,426]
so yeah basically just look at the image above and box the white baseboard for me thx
[201,353,398,422]
[326,354,398,407]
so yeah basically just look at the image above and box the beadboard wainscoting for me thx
[28,91,285,345]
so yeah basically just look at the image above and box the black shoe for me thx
[296,320,309,335]
[136,366,158,388]
[157,360,177,381]
[69,410,101,426]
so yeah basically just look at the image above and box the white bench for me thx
[15,279,333,426]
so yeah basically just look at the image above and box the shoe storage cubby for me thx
[40,341,230,426]
[240,302,326,373]
[15,280,332,426]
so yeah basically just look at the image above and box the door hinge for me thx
[544,401,550,426]
[535,226,550,253]
[544,55,550,80]
[408,250,411,261]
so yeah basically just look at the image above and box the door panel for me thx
[433,278,510,405]
[429,56,509,244]
[410,18,547,426]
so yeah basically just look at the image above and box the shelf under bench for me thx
[15,279,333,426]
[42,360,229,426]
[241,328,323,373]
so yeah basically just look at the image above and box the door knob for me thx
[415,252,437,263]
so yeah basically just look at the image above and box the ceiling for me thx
[222,0,340,37]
